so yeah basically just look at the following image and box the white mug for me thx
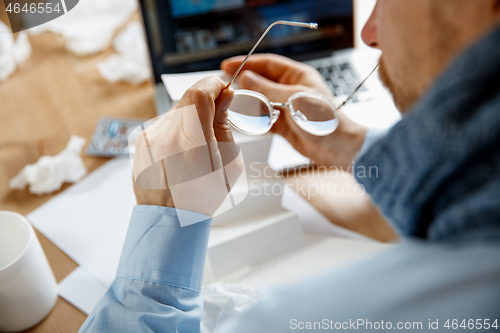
[0,211,58,332]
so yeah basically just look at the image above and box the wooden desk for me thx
[0,12,396,333]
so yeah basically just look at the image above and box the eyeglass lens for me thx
[227,94,272,135]
[227,92,339,136]
[290,95,338,135]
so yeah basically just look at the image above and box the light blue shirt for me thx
[80,129,500,332]
[79,206,500,333]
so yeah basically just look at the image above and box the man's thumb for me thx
[214,87,235,143]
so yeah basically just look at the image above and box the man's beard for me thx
[378,57,395,103]
[378,56,422,113]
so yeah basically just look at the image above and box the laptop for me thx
[138,0,399,170]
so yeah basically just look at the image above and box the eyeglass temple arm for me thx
[225,20,319,89]
[336,62,380,109]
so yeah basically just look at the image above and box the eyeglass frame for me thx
[225,20,380,136]
[229,89,340,136]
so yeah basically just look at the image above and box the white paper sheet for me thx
[28,158,136,287]
[58,267,107,315]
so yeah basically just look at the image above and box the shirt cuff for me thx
[116,205,211,292]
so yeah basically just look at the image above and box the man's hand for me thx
[221,54,367,168]
[133,77,237,208]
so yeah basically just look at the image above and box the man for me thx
[80,0,500,331]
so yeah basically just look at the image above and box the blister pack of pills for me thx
[86,117,145,157]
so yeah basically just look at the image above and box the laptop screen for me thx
[140,0,354,83]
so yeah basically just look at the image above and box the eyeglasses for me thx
[225,20,379,136]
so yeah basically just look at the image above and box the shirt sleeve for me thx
[78,205,211,333]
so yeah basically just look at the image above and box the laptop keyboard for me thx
[312,62,367,104]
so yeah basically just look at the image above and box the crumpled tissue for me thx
[10,136,88,195]
[201,283,260,333]
[27,0,137,56]
[98,22,151,85]
[0,21,32,82]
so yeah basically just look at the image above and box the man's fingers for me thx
[221,53,308,82]
[270,117,305,158]
[239,70,308,103]
[270,108,315,158]
[269,112,289,138]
